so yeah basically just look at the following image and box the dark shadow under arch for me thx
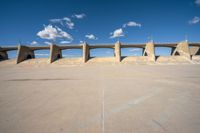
[26,54,32,59]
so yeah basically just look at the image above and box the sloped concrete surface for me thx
[0,63,200,133]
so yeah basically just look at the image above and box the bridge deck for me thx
[0,42,200,52]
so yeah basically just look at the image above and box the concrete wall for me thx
[50,44,62,63]
[17,45,35,64]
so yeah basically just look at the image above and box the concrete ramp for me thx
[17,58,50,66]
[121,56,154,64]
[86,57,116,64]
[52,58,83,65]
[192,55,200,64]
[156,56,191,64]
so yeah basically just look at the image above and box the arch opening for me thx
[155,47,173,56]
[0,55,3,60]
[34,50,50,58]
[89,48,114,58]
[57,54,61,59]
[26,54,32,59]
[7,50,17,59]
[62,49,82,58]
[121,48,143,57]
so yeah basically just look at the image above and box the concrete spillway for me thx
[0,41,200,64]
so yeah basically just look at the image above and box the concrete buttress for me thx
[16,45,35,64]
[50,44,62,63]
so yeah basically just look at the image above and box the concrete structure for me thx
[16,45,50,64]
[0,41,200,64]
[114,41,121,62]
[83,43,90,63]
[143,42,155,61]
[50,44,62,63]
[172,41,191,59]
[0,46,17,61]
[17,45,35,64]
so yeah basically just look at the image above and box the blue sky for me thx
[0,0,200,58]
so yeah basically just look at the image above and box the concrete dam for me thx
[0,41,200,64]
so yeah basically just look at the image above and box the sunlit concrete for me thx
[0,63,200,133]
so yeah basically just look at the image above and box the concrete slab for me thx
[0,63,200,133]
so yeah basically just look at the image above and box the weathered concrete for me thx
[83,43,90,63]
[114,41,121,62]
[1,41,200,64]
[50,44,62,63]
[190,46,200,56]
[0,64,200,133]
[143,42,155,61]
[16,45,35,64]
[172,41,191,59]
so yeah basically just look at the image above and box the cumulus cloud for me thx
[189,16,200,24]
[30,41,38,45]
[73,13,86,19]
[110,28,124,38]
[85,34,98,40]
[195,0,200,5]
[50,17,74,29]
[60,40,71,44]
[123,21,142,28]
[37,25,73,42]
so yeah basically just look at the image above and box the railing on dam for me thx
[0,41,200,64]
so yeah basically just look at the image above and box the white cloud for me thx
[60,40,71,44]
[37,25,73,41]
[129,48,141,52]
[49,18,63,23]
[189,16,200,24]
[123,21,142,28]
[30,41,38,45]
[63,17,74,29]
[195,0,200,5]
[73,13,86,19]
[50,17,74,29]
[44,41,52,45]
[110,28,124,38]
[80,40,84,43]
[85,34,98,40]
[66,21,74,29]
[63,17,71,21]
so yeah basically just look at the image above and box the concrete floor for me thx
[0,62,200,133]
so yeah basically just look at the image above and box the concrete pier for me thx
[0,51,8,60]
[172,41,191,59]
[115,41,121,62]
[143,42,155,61]
[83,43,90,63]
[50,44,62,63]
[0,41,200,64]
[17,45,35,64]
